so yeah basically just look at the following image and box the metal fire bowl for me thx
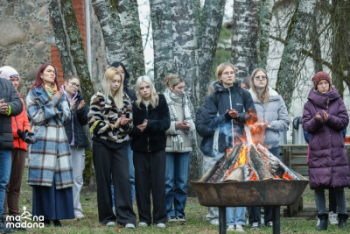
[192,180,309,207]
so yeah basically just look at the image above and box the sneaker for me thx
[138,222,148,227]
[176,216,186,222]
[0,219,15,233]
[75,212,85,220]
[167,216,177,222]
[157,223,166,228]
[209,219,219,226]
[266,221,273,227]
[125,223,135,229]
[227,225,235,231]
[235,224,245,232]
[251,222,259,229]
[329,212,338,225]
[106,221,115,226]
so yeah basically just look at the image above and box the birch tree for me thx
[231,0,260,78]
[258,0,274,69]
[118,0,145,85]
[275,0,317,111]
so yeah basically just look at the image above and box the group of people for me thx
[0,60,348,233]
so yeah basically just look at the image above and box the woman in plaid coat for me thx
[26,63,74,227]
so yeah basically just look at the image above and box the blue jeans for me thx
[226,207,246,226]
[0,150,12,217]
[111,142,135,207]
[165,152,190,218]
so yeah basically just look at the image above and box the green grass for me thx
[14,168,350,233]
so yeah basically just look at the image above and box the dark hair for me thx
[31,63,60,90]
[110,61,129,86]
[64,74,79,82]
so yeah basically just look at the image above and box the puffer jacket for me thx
[248,87,290,148]
[302,86,350,189]
[0,79,23,150]
[12,92,31,151]
[206,80,257,153]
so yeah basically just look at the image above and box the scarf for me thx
[42,83,57,100]
[164,88,197,151]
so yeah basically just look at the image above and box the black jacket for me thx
[64,92,89,147]
[0,79,23,149]
[206,81,257,153]
[130,94,170,152]
[196,97,215,157]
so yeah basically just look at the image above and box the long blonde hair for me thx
[102,67,124,109]
[136,76,159,109]
[250,68,269,106]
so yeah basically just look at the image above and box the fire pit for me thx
[193,125,309,234]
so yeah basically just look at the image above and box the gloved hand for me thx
[17,129,37,144]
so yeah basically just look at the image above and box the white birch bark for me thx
[231,0,260,78]
[276,0,317,111]
[91,0,126,66]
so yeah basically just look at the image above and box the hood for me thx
[307,85,340,109]
[211,79,242,93]
[248,87,279,102]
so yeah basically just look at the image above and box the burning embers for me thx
[200,125,300,183]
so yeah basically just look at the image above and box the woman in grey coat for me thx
[247,68,290,229]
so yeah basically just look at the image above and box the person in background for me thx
[62,74,89,220]
[88,67,136,228]
[163,74,197,223]
[302,71,350,231]
[26,63,74,227]
[248,68,290,229]
[130,76,170,228]
[241,76,251,90]
[1,66,35,232]
[109,61,136,213]
[0,68,23,234]
[206,62,257,232]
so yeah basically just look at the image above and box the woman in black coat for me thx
[130,75,170,228]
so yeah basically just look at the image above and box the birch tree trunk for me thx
[118,0,145,85]
[310,12,323,73]
[275,0,317,111]
[258,0,274,70]
[231,0,260,78]
[92,0,126,66]
[149,0,174,92]
[198,0,226,105]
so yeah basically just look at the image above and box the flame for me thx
[282,172,293,180]
[249,170,259,181]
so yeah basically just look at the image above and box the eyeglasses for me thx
[69,82,80,88]
[254,76,267,80]
[222,71,235,76]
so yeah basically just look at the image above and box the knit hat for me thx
[312,71,331,89]
[0,66,20,80]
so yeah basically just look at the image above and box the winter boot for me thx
[338,213,348,229]
[316,214,328,231]
[0,216,15,233]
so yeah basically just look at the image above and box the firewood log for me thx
[223,164,251,182]
[248,145,274,180]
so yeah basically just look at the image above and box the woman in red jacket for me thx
[0,66,35,230]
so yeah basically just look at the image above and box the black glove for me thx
[17,129,37,144]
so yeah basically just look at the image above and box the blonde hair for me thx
[163,74,185,88]
[136,76,159,109]
[250,68,269,106]
[102,67,124,109]
[215,63,236,83]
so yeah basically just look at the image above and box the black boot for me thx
[0,216,15,233]
[44,219,51,227]
[53,219,64,227]
[338,213,348,229]
[316,214,328,231]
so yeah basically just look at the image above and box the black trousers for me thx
[329,187,337,213]
[133,149,167,224]
[248,206,272,226]
[93,141,136,225]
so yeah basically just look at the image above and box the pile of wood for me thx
[200,142,301,183]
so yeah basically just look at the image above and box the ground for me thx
[13,168,350,233]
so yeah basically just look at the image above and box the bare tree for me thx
[258,0,274,69]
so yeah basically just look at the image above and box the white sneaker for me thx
[138,222,148,227]
[329,212,338,225]
[106,221,115,226]
[209,219,219,226]
[235,224,245,232]
[227,225,235,231]
[251,222,259,229]
[125,223,135,229]
[75,213,85,220]
[156,223,166,228]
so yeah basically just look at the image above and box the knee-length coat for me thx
[26,86,73,189]
[302,87,350,189]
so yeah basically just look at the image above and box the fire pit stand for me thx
[192,179,308,234]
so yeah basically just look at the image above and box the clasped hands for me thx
[0,99,9,115]
[316,110,328,122]
[114,115,131,128]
